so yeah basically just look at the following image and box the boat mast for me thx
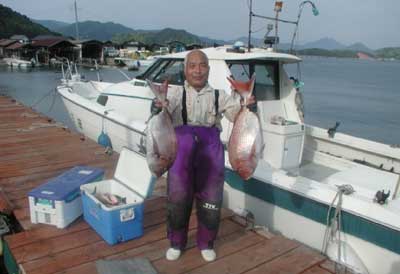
[274,2,283,51]
[74,0,80,41]
[247,0,253,52]
[247,1,318,53]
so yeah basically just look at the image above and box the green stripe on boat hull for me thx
[224,168,400,255]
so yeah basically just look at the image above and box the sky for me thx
[1,0,399,49]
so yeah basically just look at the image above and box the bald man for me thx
[155,50,244,262]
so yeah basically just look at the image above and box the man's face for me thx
[185,51,209,91]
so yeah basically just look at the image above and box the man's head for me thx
[184,50,209,91]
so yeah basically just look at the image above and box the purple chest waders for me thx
[167,125,225,250]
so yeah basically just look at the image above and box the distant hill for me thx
[55,21,136,41]
[113,28,204,45]
[37,18,224,45]
[301,37,346,50]
[39,20,211,45]
[345,42,373,53]
[198,35,226,46]
[0,4,56,39]
[33,19,70,31]
[375,47,400,60]
[23,14,400,60]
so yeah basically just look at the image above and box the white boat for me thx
[113,57,139,70]
[60,60,82,87]
[57,44,400,274]
[136,58,156,68]
[4,57,35,68]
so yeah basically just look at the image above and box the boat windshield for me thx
[227,60,280,100]
[138,58,185,85]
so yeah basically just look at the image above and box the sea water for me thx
[286,57,400,145]
[0,57,399,145]
[0,66,139,130]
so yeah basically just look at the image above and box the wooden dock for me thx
[0,95,337,274]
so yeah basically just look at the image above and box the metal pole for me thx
[252,13,296,24]
[274,10,279,51]
[247,0,253,52]
[74,1,80,41]
[290,4,304,54]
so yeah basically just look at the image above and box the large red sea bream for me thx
[227,75,264,180]
[146,80,177,177]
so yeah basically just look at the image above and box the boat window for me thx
[135,59,162,80]
[140,59,185,86]
[97,95,108,106]
[227,61,279,100]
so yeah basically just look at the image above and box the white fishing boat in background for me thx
[57,2,400,274]
[113,57,140,71]
[4,57,36,68]
[136,57,157,68]
[113,56,156,70]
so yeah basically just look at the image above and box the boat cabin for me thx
[94,46,305,170]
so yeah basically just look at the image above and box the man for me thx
[155,50,249,262]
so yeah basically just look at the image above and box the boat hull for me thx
[223,169,400,274]
[58,89,146,154]
[4,58,34,68]
[59,89,400,274]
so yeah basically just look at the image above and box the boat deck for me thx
[0,95,337,274]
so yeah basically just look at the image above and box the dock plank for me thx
[244,245,326,274]
[54,218,243,274]
[185,236,300,274]
[153,229,263,274]
[302,266,333,274]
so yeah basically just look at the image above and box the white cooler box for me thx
[28,166,104,228]
[80,148,155,245]
[264,122,305,170]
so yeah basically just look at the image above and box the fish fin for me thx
[227,74,256,102]
[146,79,169,102]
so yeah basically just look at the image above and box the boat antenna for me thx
[273,1,283,51]
[247,0,253,52]
[74,0,80,41]
[247,1,318,53]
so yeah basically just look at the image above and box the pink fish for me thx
[146,80,177,177]
[227,75,264,180]
[94,192,126,207]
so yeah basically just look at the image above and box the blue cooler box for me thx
[80,148,155,245]
[28,166,104,228]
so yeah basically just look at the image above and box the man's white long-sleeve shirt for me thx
[166,81,241,129]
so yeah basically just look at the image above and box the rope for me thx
[116,68,131,80]
[24,87,60,116]
[30,88,56,109]
[46,89,58,114]
[322,184,355,273]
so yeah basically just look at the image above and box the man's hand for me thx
[240,95,256,106]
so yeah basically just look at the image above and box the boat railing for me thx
[60,58,82,86]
